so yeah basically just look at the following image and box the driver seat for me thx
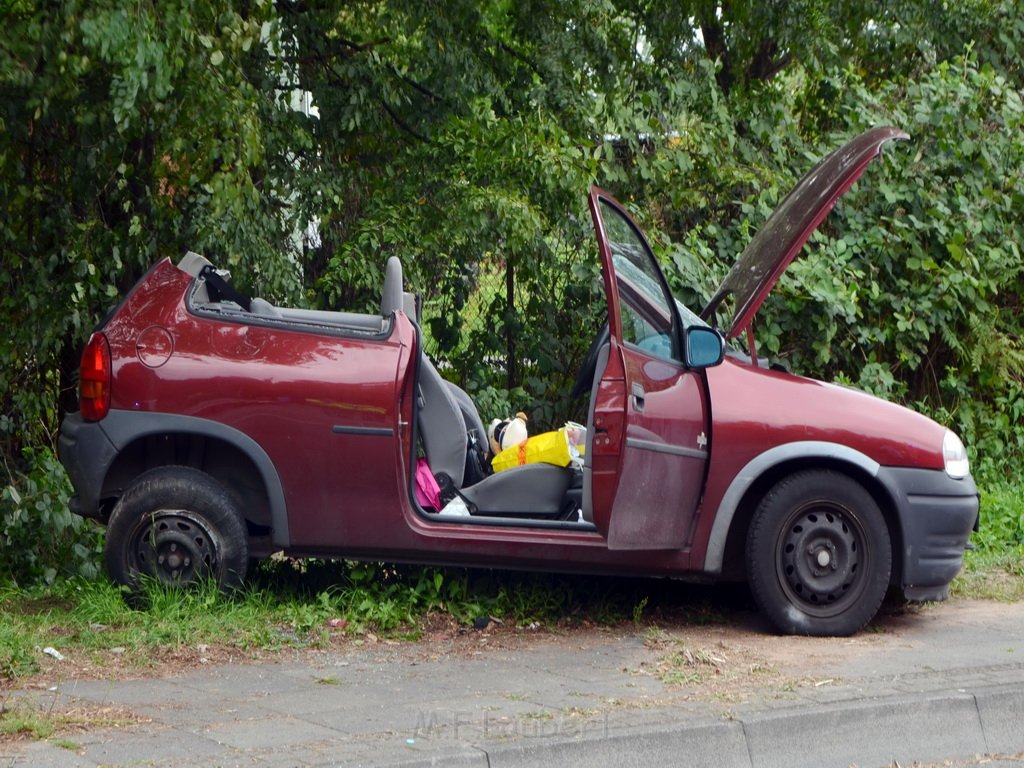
[413,344,572,517]
[384,255,572,517]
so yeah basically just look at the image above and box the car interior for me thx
[179,252,601,530]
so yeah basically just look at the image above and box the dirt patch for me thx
[0,695,148,744]
[627,620,884,705]
[11,639,276,688]
[0,595,963,688]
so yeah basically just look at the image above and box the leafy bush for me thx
[1,448,102,585]
[651,49,1024,479]
[974,483,1024,552]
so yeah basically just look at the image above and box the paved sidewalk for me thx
[4,599,1024,767]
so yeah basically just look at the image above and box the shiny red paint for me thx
[95,254,936,566]
[708,357,945,470]
[99,261,702,572]
[685,355,947,570]
[84,254,953,576]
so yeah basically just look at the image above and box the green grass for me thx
[951,480,1024,601]
[0,561,657,686]
[973,482,1024,551]
[0,577,301,680]
[0,694,138,742]
[953,547,1024,601]
[0,701,57,740]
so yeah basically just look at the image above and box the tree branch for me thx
[393,69,444,103]
[498,40,544,81]
[379,99,430,143]
[699,19,734,96]
[744,39,793,85]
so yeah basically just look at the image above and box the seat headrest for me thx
[381,256,404,316]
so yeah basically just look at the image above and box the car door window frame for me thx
[595,196,684,365]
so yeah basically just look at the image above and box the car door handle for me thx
[631,382,645,412]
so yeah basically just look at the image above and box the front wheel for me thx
[105,466,249,592]
[746,470,891,637]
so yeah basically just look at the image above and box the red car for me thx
[59,127,978,636]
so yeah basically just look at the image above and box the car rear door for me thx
[587,188,711,550]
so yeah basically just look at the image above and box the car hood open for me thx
[699,126,909,339]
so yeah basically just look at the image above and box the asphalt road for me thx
[4,597,1024,767]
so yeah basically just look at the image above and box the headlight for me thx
[943,430,970,479]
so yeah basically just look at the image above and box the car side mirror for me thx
[685,326,725,369]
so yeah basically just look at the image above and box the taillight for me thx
[80,333,111,421]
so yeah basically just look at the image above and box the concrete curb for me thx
[384,684,1024,768]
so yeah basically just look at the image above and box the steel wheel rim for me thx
[775,501,870,618]
[128,509,219,584]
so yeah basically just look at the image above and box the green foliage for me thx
[0,0,303,451]
[1,448,102,585]
[1,0,305,581]
[973,483,1024,552]
[750,51,1024,474]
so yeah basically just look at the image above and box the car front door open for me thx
[586,188,712,550]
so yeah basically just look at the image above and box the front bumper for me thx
[877,466,979,601]
[57,412,119,522]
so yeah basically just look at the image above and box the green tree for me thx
[0,0,300,582]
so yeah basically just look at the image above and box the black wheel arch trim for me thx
[85,409,290,548]
[703,442,880,574]
[58,412,120,520]
[703,441,978,594]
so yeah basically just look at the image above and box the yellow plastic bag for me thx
[491,423,586,473]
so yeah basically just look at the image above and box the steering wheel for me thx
[570,320,610,400]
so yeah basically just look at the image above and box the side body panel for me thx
[102,259,416,550]
[604,345,709,548]
[689,356,954,573]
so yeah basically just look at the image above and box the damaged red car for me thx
[59,126,979,636]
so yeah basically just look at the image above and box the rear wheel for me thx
[746,470,891,636]
[105,466,248,592]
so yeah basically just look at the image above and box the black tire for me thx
[746,470,891,637]
[105,466,249,592]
